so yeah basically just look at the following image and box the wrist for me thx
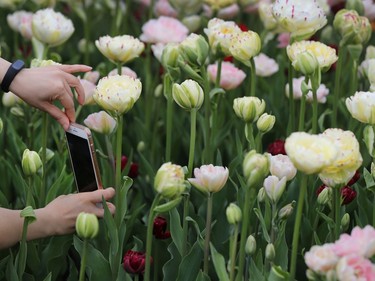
[0,59,25,93]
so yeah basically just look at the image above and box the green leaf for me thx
[249,258,265,281]
[209,243,229,281]
[169,208,184,256]
[6,252,19,281]
[363,168,375,191]
[268,265,289,281]
[253,208,271,243]
[45,165,73,204]
[176,240,204,281]
[162,242,182,281]
[154,197,182,213]
[209,87,225,99]
[42,272,52,281]
[195,270,210,281]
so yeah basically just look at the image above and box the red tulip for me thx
[341,186,357,205]
[153,216,171,239]
[267,139,287,155]
[121,156,139,178]
[123,250,149,274]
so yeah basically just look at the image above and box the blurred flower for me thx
[108,67,138,79]
[340,186,356,205]
[22,149,43,176]
[257,187,266,203]
[0,118,3,134]
[123,250,148,274]
[30,58,60,67]
[278,201,295,220]
[285,132,337,175]
[256,113,275,133]
[172,79,204,111]
[188,164,229,194]
[161,42,180,69]
[84,111,117,135]
[336,254,375,280]
[207,61,246,90]
[154,162,186,199]
[243,150,269,188]
[272,0,327,41]
[121,156,139,178]
[2,91,22,107]
[167,0,202,16]
[32,8,74,47]
[229,30,261,66]
[233,96,266,123]
[319,128,363,187]
[181,15,202,32]
[363,0,375,21]
[83,71,100,84]
[263,175,287,203]
[151,43,165,62]
[179,33,209,67]
[75,212,99,239]
[79,78,96,105]
[153,216,171,239]
[253,53,279,77]
[140,16,189,44]
[245,235,257,255]
[216,3,240,19]
[0,0,23,9]
[258,2,278,31]
[204,17,241,56]
[265,243,275,261]
[346,91,375,124]
[269,154,297,181]
[333,9,371,46]
[277,32,291,48]
[285,76,330,104]
[226,203,242,224]
[95,35,145,64]
[287,41,338,72]
[304,244,338,275]
[94,75,142,116]
[267,139,286,155]
[204,0,235,10]
[154,0,178,17]
[7,10,33,40]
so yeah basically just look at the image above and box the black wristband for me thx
[1,59,25,93]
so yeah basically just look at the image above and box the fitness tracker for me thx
[1,59,25,93]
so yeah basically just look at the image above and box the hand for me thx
[10,64,92,130]
[34,187,116,237]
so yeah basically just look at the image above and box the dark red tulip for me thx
[267,139,286,155]
[123,250,149,274]
[121,156,139,178]
[341,186,357,205]
[316,184,327,196]
[153,216,171,239]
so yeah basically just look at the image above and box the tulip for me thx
[108,67,138,79]
[285,132,337,175]
[341,213,350,231]
[79,79,96,105]
[2,91,22,107]
[346,91,375,124]
[265,243,275,261]
[267,139,286,155]
[317,186,332,206]
[123,250,149,274]
[226,203,242,225]
[285,76,330,104]
[32,8,74,47]
[94,75,142,116]
[272,0,327,41]
[292,51,319,75]
[256,113,275,134]
[172,79,204,111]
[188,164,229,194]
[179,33,209,67]
[233,96,266,123]
[121,156,139,179]
[257,187,266,203]
[75,212,99,239]
[153,216,171,239]
[340,186,357,205]
[95,35,145,64]
[22,149,42,177]
[161,43,180,69]
[7,10,33,40]
[258,2,279,31]
[253,53,279,77]
[207,61,246,90]
[278,201,295,220]
[245,235,256,255]
[84,111,117,135]
[263,175,287,204]
[0,0,23,9]
[242,150,269,188]
[204,0,236,10]
[269,154,297,181]
[154,162,186,199]
[229,30,261,66]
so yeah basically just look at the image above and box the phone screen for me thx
[66,132,99,192]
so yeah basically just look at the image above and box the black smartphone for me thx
[65,123,102,192]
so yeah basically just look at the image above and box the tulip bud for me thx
[292,51,319,75]
[371,163,375,179]
[278,201,295,220]
[233,97,266,123]
[256,113,275,133]
[245,235,256,255]
[38,147,55,163]
[22,149,43,177]
[226,203,242,224]
[154,162,186,199]
[182,15,201,32]
[75,212,99,239]
[317,186,332,206]
[2,91,22,107]
[0,118,3,134]
[161,43,180,69]
[243,150,269,188]
[345,0,364,15]
[154,84,163,98]
[341,213,350,231]
[179,33,209,66]
[363,125,374,156]
[10,106,24,117]
[137,141,146,152]
[265,243,275,261]
[257,187,266,203]
[172,79,204,111]
[263,175,287,204]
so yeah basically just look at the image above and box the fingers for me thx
[61,81,76,123]
[93,187,115,202]
[96,202,116,217]
[64,73,85,105]
[56,64,92,74]
[42,103,70,131]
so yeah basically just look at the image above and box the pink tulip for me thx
[108,67,138,79]
[336,255,375,281]
[154,0,178,18]
[79,79,96,105]
[207,61,246,90]
[188,164,229,194]
[304,244,338,275]
[84,111,117,135]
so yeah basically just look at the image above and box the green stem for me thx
[165,74,173,162]
[235,188,254,281]
[117,62,123,75]
[79,239,88,281]
[182,193,190,257]
[203,193,214,275]
[201,66,212,164]
[298,77,309,132]
[114,115,123,227]
[249,58,256,97]
[83,4,90,66]
[229,224,239,281]
[40,112,48,207]
[26,177,33,207]
[289,174,307,281]
[188,109,197,178]
[105,135,115,186]
[332,47,344,128]
[333,187,342,241]
[215,59,222,88]
[287,56,295,135]
[144,44,153,136]
[17,218,30,280]
[144,194,161,281]
[245,123,256,151]
[311,85,318,134]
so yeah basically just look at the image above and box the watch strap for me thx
[1,59,25,93]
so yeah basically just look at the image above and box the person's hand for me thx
[36,187,115,237]
[9,64,92,130]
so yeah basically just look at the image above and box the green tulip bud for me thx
[154,162,186,199]
[137,141,146,152]
[75,212,99,239]
[226,203,242,225]
[245,235,256,255]
[256,113,276,133]
[172,79,204,111]
[345,0,364,15]
[243,150,269,188]
[161,43,180,70]
[363,125,374,156]
[22,149,43,176]
[292,51,319,75]
[182,15,201,33]
[38,147,55,163]
[257,187,266,203]
[265,243,275,261]
[341,213,350,231]
[278,201,295,220]
[179,33,209,67]
[233,97,266,123]
[317,186,332,206]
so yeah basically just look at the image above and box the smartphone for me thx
[65,123,102,192]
